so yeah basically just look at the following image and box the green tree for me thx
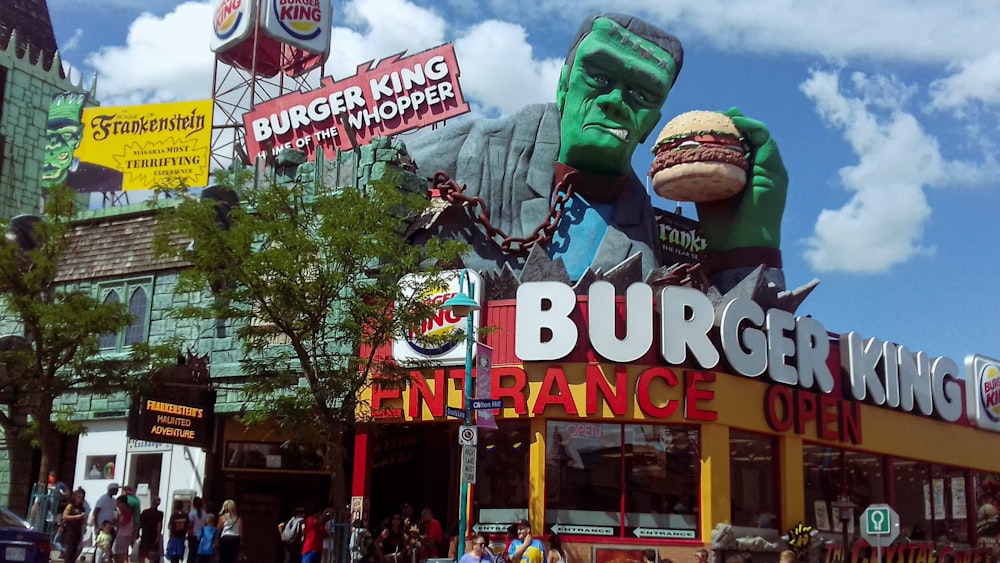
[153,165,466,507]
[0,185,168,494]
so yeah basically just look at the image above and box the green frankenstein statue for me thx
[404,13,788,293]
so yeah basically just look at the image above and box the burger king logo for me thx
[214,0,245,40]
[403,290,462,357]
[981,362,1000,422]
[271,0,324,41]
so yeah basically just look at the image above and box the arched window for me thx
[96,278,152,352]
[124,287,148,345]
[98,290,121,349]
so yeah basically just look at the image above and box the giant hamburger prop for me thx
[650,110,750,202]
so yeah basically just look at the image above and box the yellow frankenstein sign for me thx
[74,100,213,192]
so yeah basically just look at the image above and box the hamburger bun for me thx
[649,111,749,202]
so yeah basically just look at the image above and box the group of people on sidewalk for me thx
[277,506,336,563]
[58,481,243,563]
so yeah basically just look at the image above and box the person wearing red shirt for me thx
[419,508,443,558]
[301,509,332,563]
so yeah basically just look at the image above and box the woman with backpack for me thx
[278,507,306,563]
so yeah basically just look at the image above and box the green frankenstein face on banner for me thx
[556,16,678,177]
[41,93,88,189]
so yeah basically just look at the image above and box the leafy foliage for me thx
[153,165,466,500]
[0,185,172,483]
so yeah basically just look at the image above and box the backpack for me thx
[282,516,304,545]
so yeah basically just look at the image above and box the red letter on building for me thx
[585,364,627,416]
[684,370,718,421]
[636,366,679,419]
[533,366,579,415]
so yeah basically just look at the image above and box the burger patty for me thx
[651,143,749,173]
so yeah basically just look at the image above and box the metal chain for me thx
[431,170,575,254]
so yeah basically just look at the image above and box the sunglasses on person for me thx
[474,542,487,546]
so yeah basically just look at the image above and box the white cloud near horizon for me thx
[84,2,214,105]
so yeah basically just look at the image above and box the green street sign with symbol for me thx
[864,506,891,534]
[860,504,900,549]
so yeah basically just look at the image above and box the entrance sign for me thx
[460,445,477,484]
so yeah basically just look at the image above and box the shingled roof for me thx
[55,205,191,284]
[0,0,62,72]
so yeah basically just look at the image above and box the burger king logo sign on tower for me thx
[214,0,244,39]
[210,0,254,52]
[271,0,323,40]
[262,0,332,54]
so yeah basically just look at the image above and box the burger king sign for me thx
[966,354,1000,431]
[262,0,332,54]
[210,0,254,53]
[392,270,483,367]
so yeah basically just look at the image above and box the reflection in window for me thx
[98,291,121,349]
[803,445,885,540]
[730,431,779,528]
[84,455,117,480]
[124,287,148,345]
[974,472,1000,550]
[896,461,971,545]
[545,421,699,539]
[475,421,529,525]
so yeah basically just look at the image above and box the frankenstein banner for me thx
[42,96,213,193]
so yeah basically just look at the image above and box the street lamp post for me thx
[833,494,857,557]
[442,269,480,555]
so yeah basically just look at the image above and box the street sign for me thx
[458,425,478,446]
[860,504,900,553]
[446,406,467,419]
[472,523,510,534]
[472,399,503,410]
[550,523,614,536]
[461,445,477,484]
[632,527,697,539]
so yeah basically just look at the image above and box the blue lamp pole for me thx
[442,269,479,555]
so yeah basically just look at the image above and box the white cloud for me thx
[84,2,214,105]
[325,0,447,81]
[800,70,941,273]
[929,51,1000,111]
[452,21,562,115]
[61,28,84,53]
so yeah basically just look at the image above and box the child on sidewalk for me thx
[197,513,218,563]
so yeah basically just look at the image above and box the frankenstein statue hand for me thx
[695,107,788,255]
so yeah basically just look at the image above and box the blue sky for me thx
[46,0,1000,368]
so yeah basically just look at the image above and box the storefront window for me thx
[974,472,1000,552]
[545,421,699,539]
[930,465,970,545]
[475,421,530,526]
[803,445,886,541]
[894,459,930,541]
[729,431,778,528]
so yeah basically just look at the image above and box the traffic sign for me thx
[446,406,467,419]
[461,445,477,484]
[472,399,503,410]
[458,425,478,446]
[860,504,900,549]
